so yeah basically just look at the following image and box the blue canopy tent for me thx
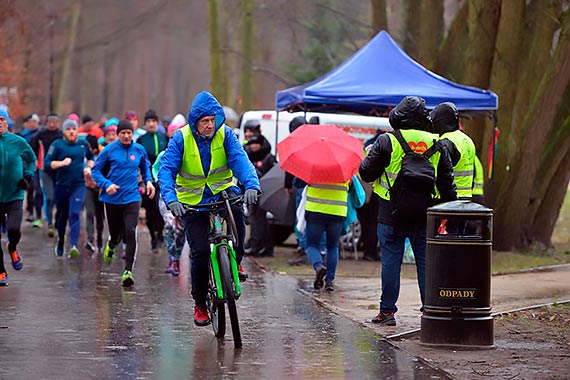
[275,30,498,114]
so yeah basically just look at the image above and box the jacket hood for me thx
[245,134,271,162]
[187,91,226,137]
[430,102,459,135]
[388,96,432,131]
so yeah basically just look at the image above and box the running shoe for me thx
[172,260,180,276]
[54,241,64,257]
[325,279,334,292]
[84,241,95,253]
[121,270,134,287]
[313,265,327,290]
[371,312,396,326]
[68,246,79,258]
[0,272,8,286]
[8,247,23,271]
[193,304,210,326]
[238,264,248,282]
[165,260,175,274]
[47,225,55,238]
[103,242,115,264]
[32,219,43,228]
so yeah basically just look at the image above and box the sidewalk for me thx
[251,249,570,337]
[304,264,570,337]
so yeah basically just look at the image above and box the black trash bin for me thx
[420,200,494,349]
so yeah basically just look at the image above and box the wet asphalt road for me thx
[0,224,449,379]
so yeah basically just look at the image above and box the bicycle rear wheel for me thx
[207,274,225,338]
[218,245,242,348]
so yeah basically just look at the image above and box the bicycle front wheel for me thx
[207,274,225,338]
[218,245,242,348]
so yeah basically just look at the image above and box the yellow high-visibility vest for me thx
[175,125,234,205]
[373,129,441,201]
[306,182,349,217]
[441,130,476,199]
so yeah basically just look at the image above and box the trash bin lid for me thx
[428,200,493,215]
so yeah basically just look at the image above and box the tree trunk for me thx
[485,0,525,205]
[529,146,570,247]
[370,0,387,36]
[493,9,570,250]
[209,0,224,102]
[55,1,80,114]
[240,0,254,111]
[401,0,421,60]
[433,1,468,82]
[417,0,443,69]
[463,0,500,88]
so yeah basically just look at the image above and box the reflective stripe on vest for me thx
[305,182,349,217]
[441,130,476,198]
[175,125,234,205]
[373,129,441,201]
[472,155,484,196]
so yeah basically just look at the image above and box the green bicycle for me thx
[182,191,244,348]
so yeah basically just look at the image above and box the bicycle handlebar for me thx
[180,192,244,214]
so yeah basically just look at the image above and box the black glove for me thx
[244,189,259,205]
[168,201,185,217]
[17,175,32,190]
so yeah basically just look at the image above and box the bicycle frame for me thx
[182,194,243,302]
[209,215,242,300]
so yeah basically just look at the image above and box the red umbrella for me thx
[277,124,364,184]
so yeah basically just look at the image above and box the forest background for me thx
[0,0,569,252]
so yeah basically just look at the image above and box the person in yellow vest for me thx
[431,102,476,200]
[158,91,261,327]
[298,178,351,291]
[472,155,485,204]
[359,96,456,326]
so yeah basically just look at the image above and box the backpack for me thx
[384,130,440,223]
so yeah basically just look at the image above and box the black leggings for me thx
[105,202,140,271]
[0,200,23,272]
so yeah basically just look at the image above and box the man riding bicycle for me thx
[159,91,260,326]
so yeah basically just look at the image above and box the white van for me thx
[237,110,392,246]
[236,110,392,155]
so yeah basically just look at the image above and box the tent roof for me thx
[275,31,498,114]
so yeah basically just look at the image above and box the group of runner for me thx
[0,108,191,287]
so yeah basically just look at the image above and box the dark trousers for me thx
[0,200,23,272]
[84,187,105,246]
[25,170,42,219]
[55,185,85,247]
[141,183,164,243]
[357,193,380,259]
[183,203,246,305]
[247,203,274,252]
[105,202,140,271]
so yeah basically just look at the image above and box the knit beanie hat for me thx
[0,109,11,123]
[117,119,134,133]
[144,109,159,123]
[63,119,78,130]
[104,117,119,128]
[82,114,94,124]
[167,113,186,134]
[103,125,117,135]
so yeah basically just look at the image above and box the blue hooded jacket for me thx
[91,139,152,205]
[158,91,260,205]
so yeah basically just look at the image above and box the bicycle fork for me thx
[210,242,243,300]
